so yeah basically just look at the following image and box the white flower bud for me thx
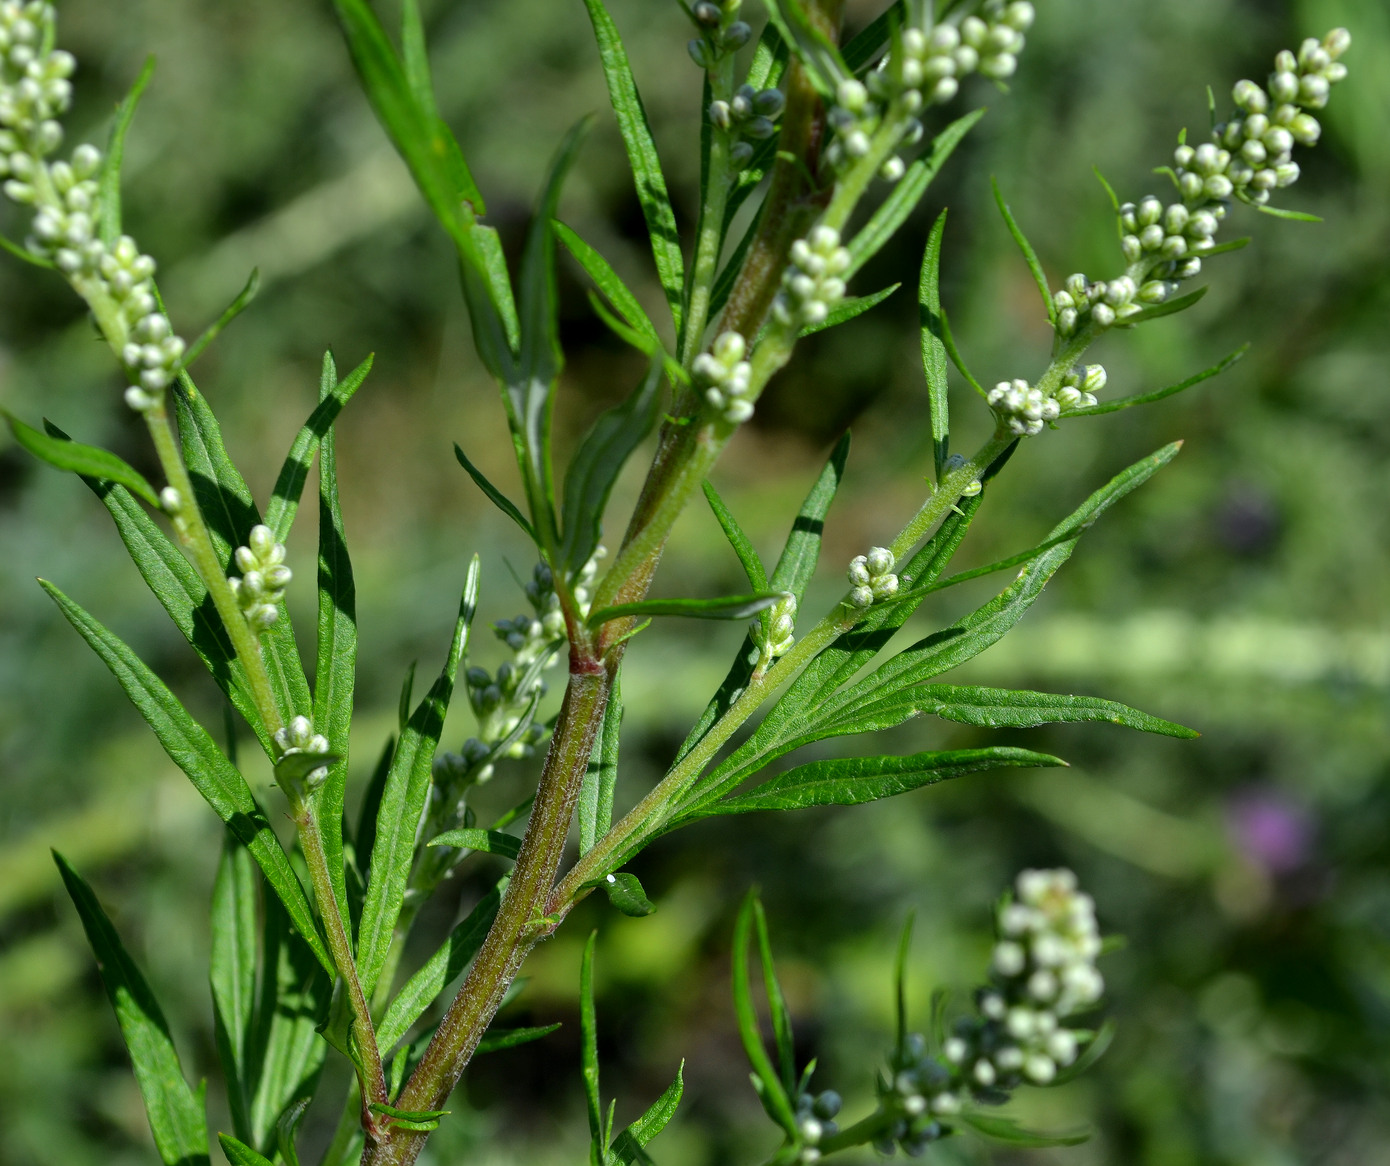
[1023,1053,1056,1083]
[836,78,868,113]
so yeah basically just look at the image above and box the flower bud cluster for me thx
[792,1089,841,1164]
[1055,30,1348,342]
[826,2,1034,177]
[847,546,898,608]
[686,0,750,69]
[871,869,1106,1157]
[942,869,1103,1092]
[750,592,796,670]
[0,2,188,413]
[772,227,850,330]
[273,715,331,792]
[228,525,291,632]
[694,331,754,423]
[711,83,784,170]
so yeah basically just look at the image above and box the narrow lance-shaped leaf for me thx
[276,1098,311,1166]
[990,176,1055,326]
[5,410,159,505]
[357,561,479,1000]
[376,881,502,1053]
[554,221,663,353]
[842,0,905,72]
[579,672,624,855]
[98,55,156,246]
[759,0,850,98]
[210,833,258,1145]
[426,828,522,860]
[581,933,607,1166]
[846,108,986,277]
[178,268,261,375]
[453,443,538,543]
[562,358,664,572]
[1071,344,1248,417]
[703,481,768,592]
[610,1062,683,1165]
[511,118,591,549]
[706,747,1066,816]
[587,591,787,628]
[41,581,333,976]
[800,283,901,337]
[732,893,797,1135]
[312,352,359,942]
[583,0,685,334]
[264,351,374,542]
[918,210,950,480]
[752,900,796,1096]
[476,1024,563,1054]
[219,1136,275,1166]
[959,1113,1091,1148]
[55,854,211,1166]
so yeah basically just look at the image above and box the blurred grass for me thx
[1,0,1388,1164]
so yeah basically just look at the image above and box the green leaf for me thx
[0,229,52,268]
[511,118,591,547]
[41,581,333,977]
[938,303,987,398]
[1254,202,1322,222]
[579,673,624,855]
[846,108,986,278]
[377,882,502,1053]
[426,827,521,860]
[172,374,312,728]
[990,176,1055,326]
[55,854,211,1166]
[759,0,850,98]
[276,1098,310,1166]
[555,220,664,351]
[264,351,374,542]
[218,1135,274,1166]
[1053,1018,1116,1084]
[842,0,905,72]
[800,283,900,337]
[5,410,159,505]
[357,562,479,1000]
[581,933,606,1166]
[354,735,395,876]
[247,893,330,1150]
[210,833,258,1145]
[179,268,261,374]
[561,357,664,572]
[588,591,787,628]
[893,913,914,1056]
[98,55,156,246]
[583,0,685,334]
[1121,284,1208,325]
[453,443,538,542]
[273,751,340,786]
[732,893,797,1136]
[1071,344,1248,416]
[588,872,655,917]
[959,1113,1091,1147]
[476,1023,563,1054]
[844,685,1197,739]
[918,210,950,480]
[312,359,359,941]
[369,1101,449,1132]
[752,901,796,1096]
[52,434,270,754]
[610,1062,683,1165]
[706,747,1065,815]
[703,481,768,592]
[709,199,765,320]
[768,431,850,603]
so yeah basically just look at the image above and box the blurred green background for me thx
[1,0,1387,1163]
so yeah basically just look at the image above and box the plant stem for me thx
[297,797,389,1128]
[366,665,612,1166]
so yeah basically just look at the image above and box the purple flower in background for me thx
[1226,789,1314,874]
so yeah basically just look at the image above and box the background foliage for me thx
[0,0,1386,1162]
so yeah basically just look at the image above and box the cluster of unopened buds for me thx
[1055,29,1348,341]
[228,525,290,632]
[986,363,1105,436]
[0,2,187,414]
[710,83,784,169]
[750,592,796,669]
[694,331,753,423]
[273,716,331,792]
[847,547,898,608]
[793,1089,841,1163]
[686,0,750,68]
[826,1,1034,177]
[772,227,850,330]
[866,869,1105,1157]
